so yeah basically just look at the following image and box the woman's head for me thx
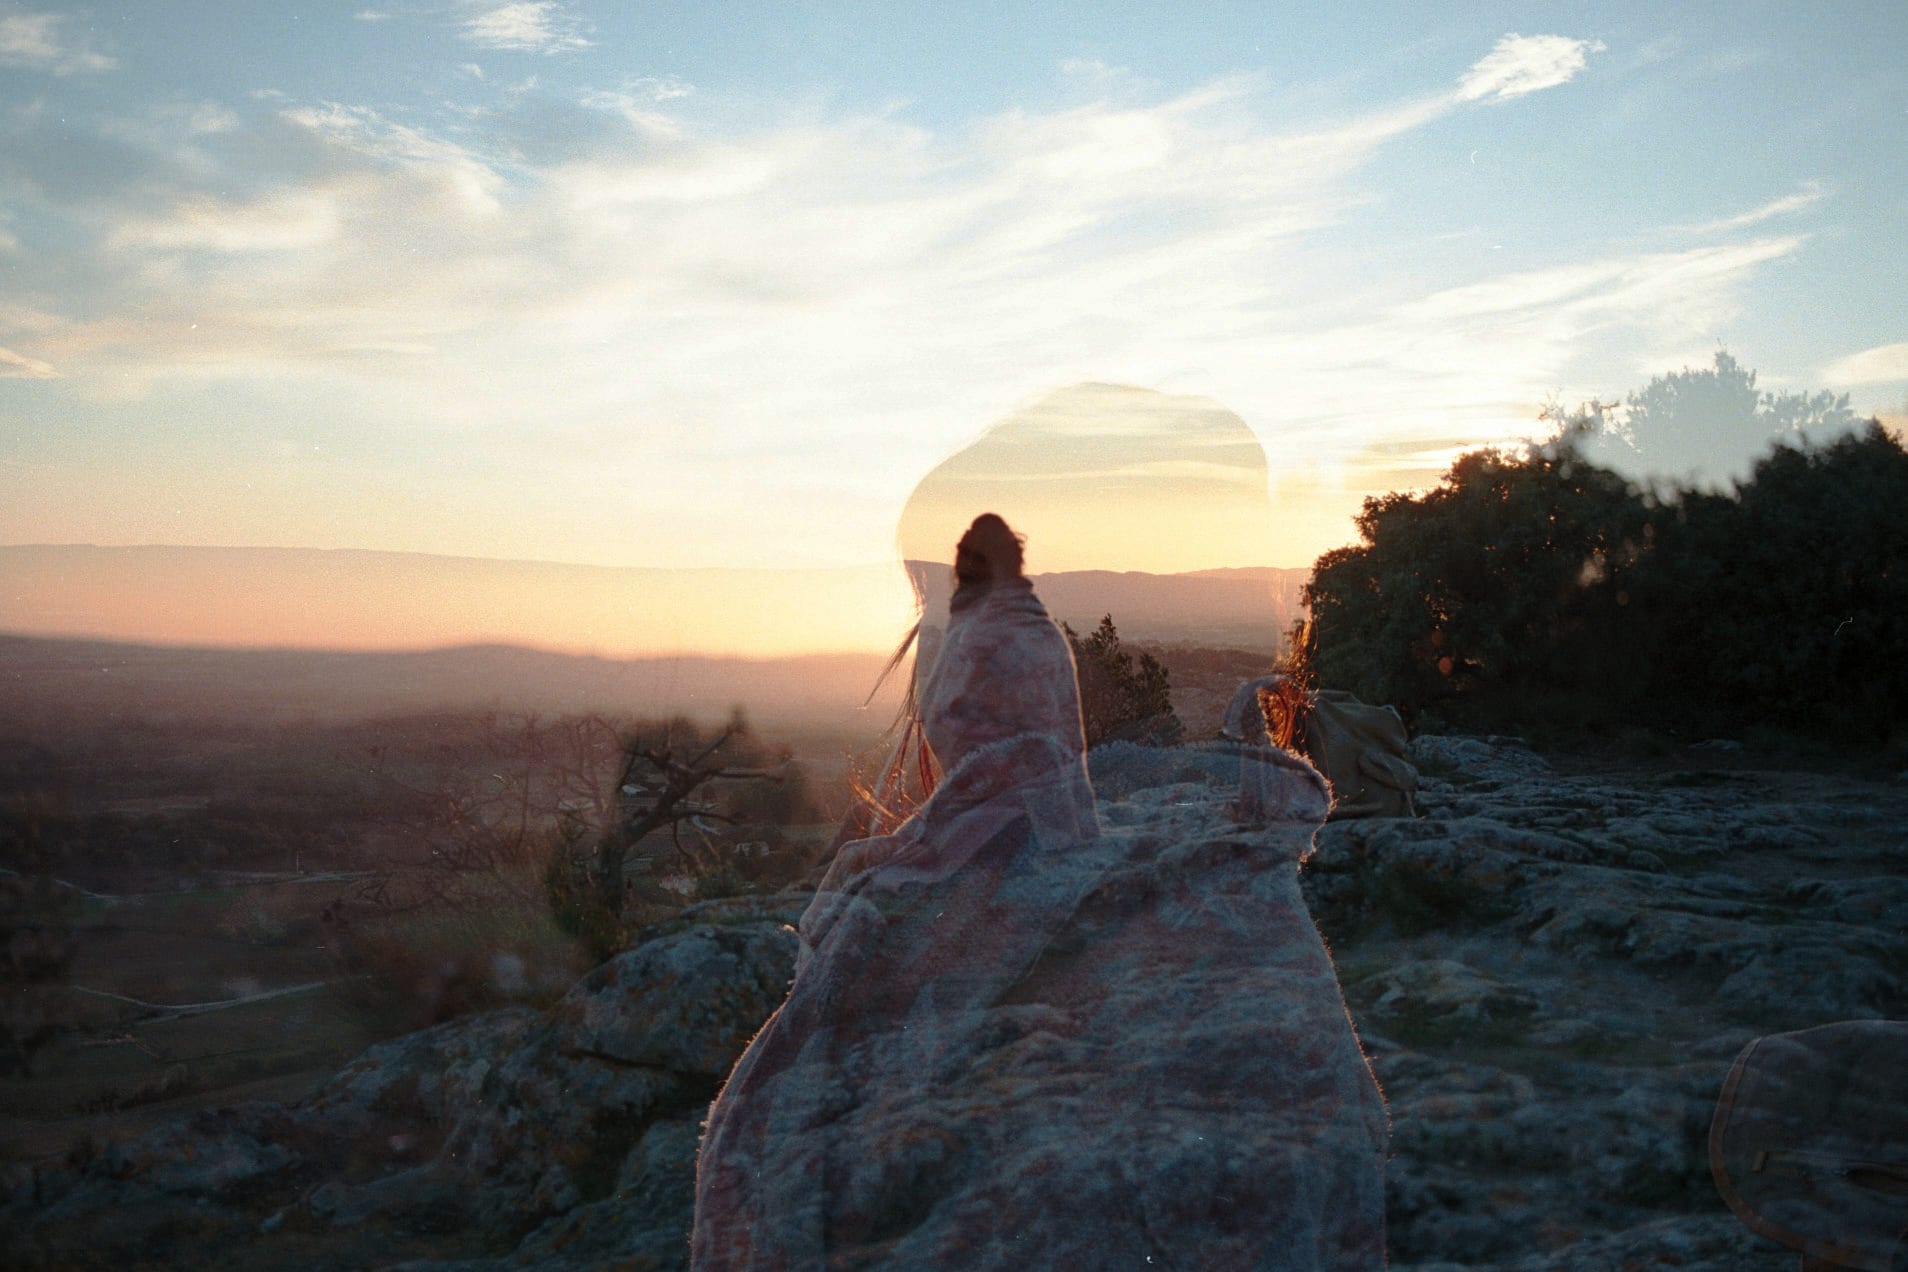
[845,512,1027,840]
[953,512,1025,589]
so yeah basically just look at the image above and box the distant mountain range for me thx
[0,633,900,732]
[1,546,1309,734]
[0,545,1308,658]
[1022,566,1308,648]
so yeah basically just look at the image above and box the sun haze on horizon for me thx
[2,4,1903,626]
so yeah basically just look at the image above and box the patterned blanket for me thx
[693,579,1388,1269]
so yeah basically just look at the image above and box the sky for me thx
[3,1,1906,595]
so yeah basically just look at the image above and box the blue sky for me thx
[2,1,1904,572]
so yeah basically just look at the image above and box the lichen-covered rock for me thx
[4,922,800,1270]
[435,1115,703,1271]
[1781,874,1908,929]
[10,727,1907,1272]
[552,924,797,1077]
[306,924,795,1240]
[1409,735,1551,784]
[105,1122,298,1197]
[305,1007,540,1142]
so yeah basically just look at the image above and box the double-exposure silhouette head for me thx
[953,512,1025,589]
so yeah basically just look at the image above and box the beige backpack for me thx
[1710,1020,1908,1271]
[1222,677,1418,819]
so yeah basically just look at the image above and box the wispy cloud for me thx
[354,9,391,21]
[162,101,240,135]
[1684,180,1824,234]
[1456,33,1604,101]
[0,9,115,73]
[1057,58,1152,100]
[106,191,342,254]
[623,75,692,102]
[577,78,694,135]
[0,34,1800,563]
[1821,341,1908,386]
[0,345,58,378]
[461,2,591,54]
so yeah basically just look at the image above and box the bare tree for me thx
[594,722,783,915]
[360,712,627,911]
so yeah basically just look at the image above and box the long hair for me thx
[839,621,940,845]
[834,513,1025,849]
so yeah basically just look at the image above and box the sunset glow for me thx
[3,4,1904,654]
[0,546,921,657]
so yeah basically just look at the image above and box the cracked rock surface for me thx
[1311,737,1908,1270]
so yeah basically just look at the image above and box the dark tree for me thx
[1062,615,1184,747]
[1304,439,1645,724]
[1631,420,1908,737]
[1300,356,1908,746]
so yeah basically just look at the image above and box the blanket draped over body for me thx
[692,576,1389,1270]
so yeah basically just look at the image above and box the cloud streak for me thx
[0,345,58,378]
[0,9,115,73]
[460,2,591,54]
[1683,181,1824,234]
[1456,33,1604,101]
[1821,341,1908,387]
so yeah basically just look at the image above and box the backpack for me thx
[1710,1020,1908,1271]
[1222,677,1418,820]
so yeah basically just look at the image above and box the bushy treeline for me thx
[1302,358,1908,746]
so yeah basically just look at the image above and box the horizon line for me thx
[0,542,1318,575]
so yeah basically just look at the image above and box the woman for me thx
[692,513,1387,1269]
[693,513,1101,1265]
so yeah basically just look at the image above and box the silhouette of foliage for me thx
[1303,357,1908,746]
[1062,615,1184,747]
[1305,441,1643,724]
[1633,420,1908,739]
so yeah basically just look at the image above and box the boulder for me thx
[694,744,1389,1269]
[551,923,798,1078]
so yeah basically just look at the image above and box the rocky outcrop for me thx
[5,918,799,1271]
[1311,737,1908,1269]
[696,741,1386,1269]
[8,738,1904,1270]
